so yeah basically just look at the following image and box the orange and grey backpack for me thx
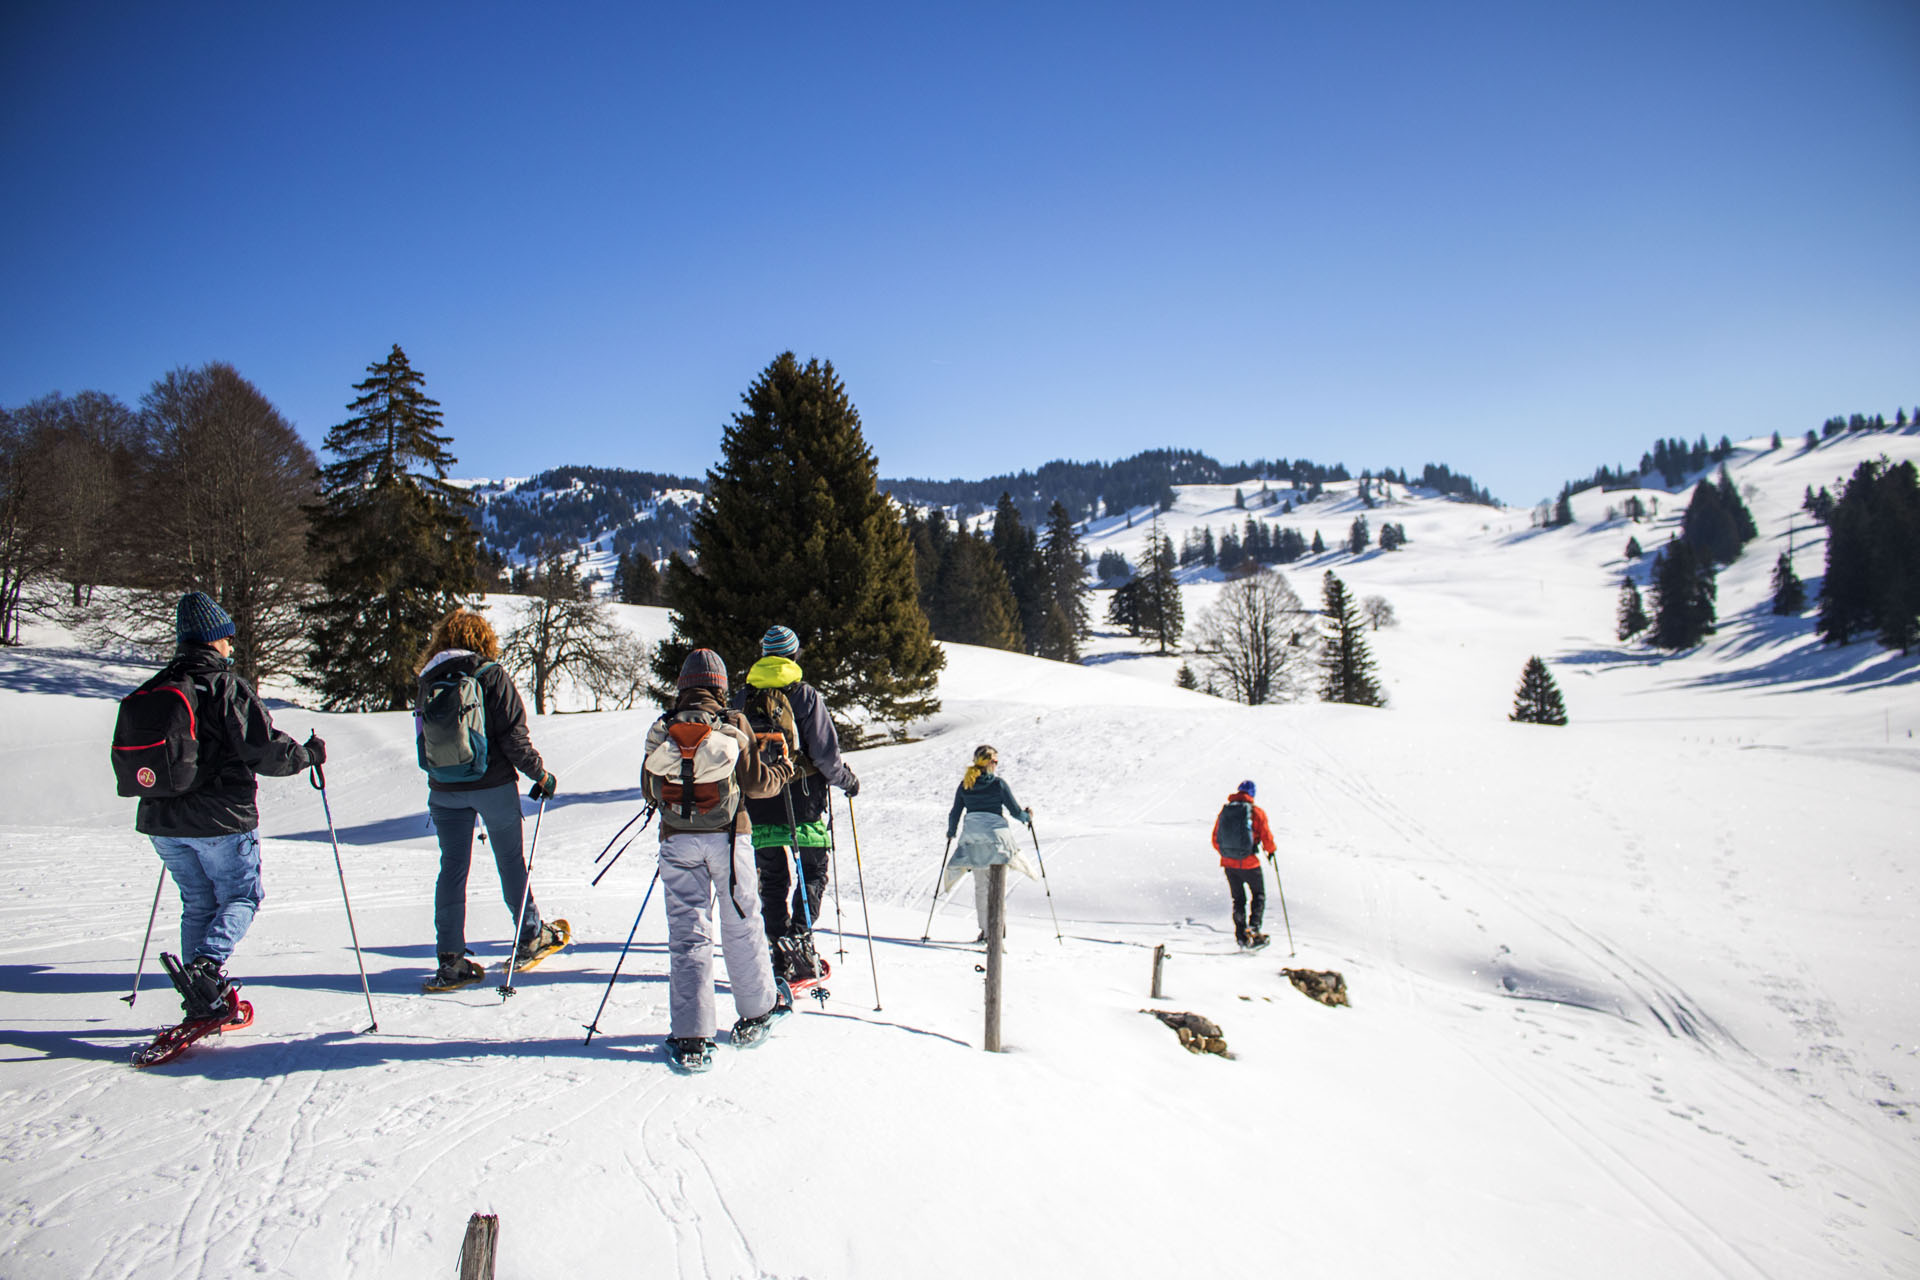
[739,685,818,779]
[641,708,744,829]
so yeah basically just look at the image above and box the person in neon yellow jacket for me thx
[730,625,860,980]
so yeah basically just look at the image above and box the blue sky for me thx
[3,1,1915,504]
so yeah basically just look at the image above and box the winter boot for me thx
[730,980,793,1050]
[424,953,486,992]
[180,956,231,1022]
[1244,932,1271,951]
[665,1036,715,1074]
[512,919,571,972]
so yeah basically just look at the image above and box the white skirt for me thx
[944,810,1040,892]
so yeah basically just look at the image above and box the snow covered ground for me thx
[1,431,1917,1278]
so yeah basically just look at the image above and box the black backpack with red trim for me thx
[111,667,204,798]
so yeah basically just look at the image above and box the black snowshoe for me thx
[774,932,831,1004]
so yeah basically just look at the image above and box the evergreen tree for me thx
[1616,575,1649,640]
[1625,536,1643,559]
[1509,656,1568,725]
[617,550,662,605]
[1816,459,1920,651]
[1770,552,1806,616]
[1680,480,1743,565]
[1310,529,1325,555]
[1347,515,1369,554]
[992,491,1047,653]
[1649,540,1717,649]
[930,526,1023,650]
[304,345,479,710]
[652,352,941,724]
[1094,546,1131,587]
[1135,522,1184,653]
[1175,661,1199,690]
[1715,465,1759,543]
[1553,486,1574,527]
[1038,500,1090,661]
[1106,577,1142,637]
[1318,571,1384,706]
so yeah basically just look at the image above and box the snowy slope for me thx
[1,431,1917,1279]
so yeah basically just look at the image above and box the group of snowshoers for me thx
[114,591,1280,1071]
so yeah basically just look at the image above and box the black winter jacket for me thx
[134,644,312,838]
[733,676,855,828]
[416,651,546,793]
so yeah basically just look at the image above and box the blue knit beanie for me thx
[678,648,728,692]
[760,625,800,658]
[176,591,235,645]
[1238,779,1257,798]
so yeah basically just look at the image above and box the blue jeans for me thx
[150,831,265,965]
[429,783,541,956]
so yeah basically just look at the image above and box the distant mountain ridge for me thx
[462,449,1499,568]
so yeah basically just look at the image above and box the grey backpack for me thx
[417,661,495,783]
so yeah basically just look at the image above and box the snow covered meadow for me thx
[1,431,1916,1278]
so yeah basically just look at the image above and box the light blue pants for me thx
[150,830,265,965]
[660,831,778,1039]
[429,783,541,957]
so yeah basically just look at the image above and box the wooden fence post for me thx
[458,1213,498,1280]
[983,864,1006,1052]
[1151,944,1166,999]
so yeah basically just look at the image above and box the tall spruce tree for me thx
[1038,500,1090,661]
[1616,574,1649,640]
[1649,539,1717,649]
[991,491,1047,653]
[930,526,1022,650]
[651,352,942,726]
[304,345,479,710]
[1319,571,1384,706]
[1136,518,1183,653]
[1770,552,1806,617]
[1509,656,1568,725]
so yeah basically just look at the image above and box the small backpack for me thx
[740,685,817,777]
[417,660,495,784]
[1216,799,1256,857]
[111,668,203,798]
[642,708,744,829]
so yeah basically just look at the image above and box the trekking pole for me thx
[122,865,167,1006]
[583,864,661,1046]
[1028,817,1063,944]
[825,795,847,959]
[1266,852,1296,956]
[593,806,649,864]
[310,764,378,1032]
[919,837,953,942]
[842,796,883,1010]
[499,791,549,1000]
[591,806,655,887]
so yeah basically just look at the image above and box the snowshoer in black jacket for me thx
[732,624,859,982]
[132,592,321,1020]
[415,608,565,992]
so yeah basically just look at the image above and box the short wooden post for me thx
[983,864,1006,1052]
[1150,944,1166,999]
[458,1213,498,1280]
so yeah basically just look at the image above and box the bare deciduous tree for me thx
[501,553,623,713]
[112,365,320,683]
[1190,569,1315,705]
[1362,594,1397,631]
[582,629,653,710]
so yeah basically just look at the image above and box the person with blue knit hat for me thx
[1211,779,1276,950]
[122,591,324,1023]
[732,623,860,986]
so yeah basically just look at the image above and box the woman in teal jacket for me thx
[943,744,1038,941]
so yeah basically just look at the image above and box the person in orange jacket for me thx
[1211,779,1276,949]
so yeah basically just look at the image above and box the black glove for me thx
[842,768,860,798]
[304,733,327,767]
[529,771,558,800]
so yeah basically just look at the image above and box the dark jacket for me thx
[732,659,855,829]
[947,772,1029,840]
[416,651,545,793]
[134,643,311,838]
[654,686,793,837]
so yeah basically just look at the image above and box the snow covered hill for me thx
[1,429,1916,1278]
